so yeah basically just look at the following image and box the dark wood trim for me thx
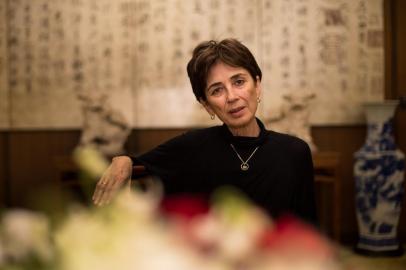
[3,133,11,206]
[384,0,395,99]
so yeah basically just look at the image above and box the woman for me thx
[92,38,317,224]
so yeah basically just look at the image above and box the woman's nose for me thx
[226,85,238,102]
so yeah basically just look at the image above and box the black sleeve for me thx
[129,132,190,181]
[292,140,318,226]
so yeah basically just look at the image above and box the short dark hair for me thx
[187,38,262,102]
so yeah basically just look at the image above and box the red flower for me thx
[259,215,336,259]
[160,194,210,221]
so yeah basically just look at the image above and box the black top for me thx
[131,119,317,224]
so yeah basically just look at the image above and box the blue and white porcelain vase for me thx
[354,100,404,256]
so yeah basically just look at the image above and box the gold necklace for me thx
[230,144,259,171]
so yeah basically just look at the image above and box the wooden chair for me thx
[312,151,341,241]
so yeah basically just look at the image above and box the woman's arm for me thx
[92,131,192,205]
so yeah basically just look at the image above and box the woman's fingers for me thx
[98,177,116,206]
[92,178,108,206]
[93,167,113,206]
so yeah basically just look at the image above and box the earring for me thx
[257,97,261,103]
[210,114,215,120]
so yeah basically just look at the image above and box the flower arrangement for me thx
[0,147,342,269]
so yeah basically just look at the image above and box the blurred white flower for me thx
[1,209,53,262]
[0,184,341,270]
[55,190,206,270]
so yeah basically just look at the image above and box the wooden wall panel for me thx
[0,132,8,207]
[8,130,80,207]
[126,128,188,156]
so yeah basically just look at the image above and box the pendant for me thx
[241,163,249,171]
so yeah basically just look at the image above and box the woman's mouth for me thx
[228,106,245,117]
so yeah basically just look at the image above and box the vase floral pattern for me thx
[354,101,405,253]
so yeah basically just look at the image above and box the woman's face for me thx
[201,61,261,130]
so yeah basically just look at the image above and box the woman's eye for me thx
[210,87,223,96]
[234,79,245,86]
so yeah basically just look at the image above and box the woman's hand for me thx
[92,156,133,206]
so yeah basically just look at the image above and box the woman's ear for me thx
[199,98,215,117]
[255,76,262,98]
